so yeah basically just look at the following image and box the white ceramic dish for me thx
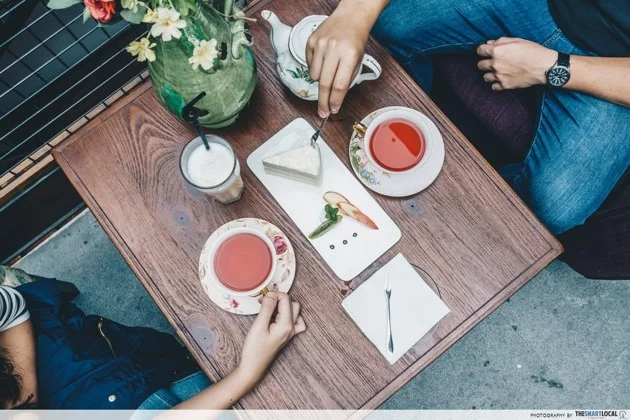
[206,227,277,297]
[349,106,445,197]
[199,218,296,315]
[247,118,401,281]
[362,107,435,174]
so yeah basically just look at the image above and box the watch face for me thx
[547,66,570,87]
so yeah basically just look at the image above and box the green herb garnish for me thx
[309,204,343,240]
[325,204,340,222]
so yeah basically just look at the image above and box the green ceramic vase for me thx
[148,0,256,128]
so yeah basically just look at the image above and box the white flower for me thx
[149,7,186,42]
[188,39,218,71]
[126,38,156,62]
[142,7,157,23]
[121,0,145,13]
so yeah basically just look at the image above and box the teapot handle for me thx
[353,54,382,85]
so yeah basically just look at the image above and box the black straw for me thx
[196,123,211,150]
[182,91,211,151]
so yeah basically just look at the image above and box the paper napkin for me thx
[342,253,450,364]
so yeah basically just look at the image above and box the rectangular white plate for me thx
[247,118,401,281]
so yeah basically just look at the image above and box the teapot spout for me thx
[261,10,292,54]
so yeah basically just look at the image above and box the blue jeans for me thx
[134,371,211,415]
[372,0,630,234]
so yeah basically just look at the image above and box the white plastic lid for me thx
[288,15,328,66]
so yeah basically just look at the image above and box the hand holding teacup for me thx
[238,292,306,385]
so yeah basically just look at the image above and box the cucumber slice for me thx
[308,215,343,239]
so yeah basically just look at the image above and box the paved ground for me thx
[15,210,629,409]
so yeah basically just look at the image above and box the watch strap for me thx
[557,52,570,67]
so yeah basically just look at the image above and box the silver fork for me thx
[385,270,394,354]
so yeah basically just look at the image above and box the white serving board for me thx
[247,118,401,281]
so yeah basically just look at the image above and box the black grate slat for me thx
[0,0,250,264]
[0,0,146,175]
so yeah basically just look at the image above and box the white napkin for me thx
[342,253,450,364]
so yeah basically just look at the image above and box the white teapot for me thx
[261,11,382,101]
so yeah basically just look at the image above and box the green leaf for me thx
[324,204,339,222]
[302,68,314,83]
[287,69,299,79]
[120,5,147,24]
[172,0,198,16]
[82,6,91,22]
[47,0,82,9]
[350,154,361,172]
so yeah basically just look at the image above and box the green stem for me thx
[207,3,256,22]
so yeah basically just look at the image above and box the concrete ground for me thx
[15,210,629,409]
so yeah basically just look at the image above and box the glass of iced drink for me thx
[179,135,244,204]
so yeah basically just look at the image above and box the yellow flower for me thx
[149,7,186,42]
[142,7,157,23]
[188,39,218,71]
[126,38,156,62]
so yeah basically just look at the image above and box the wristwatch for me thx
[546,52,571,87]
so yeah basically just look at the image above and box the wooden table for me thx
[53,0,562,410]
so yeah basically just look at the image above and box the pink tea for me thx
[214,233,272,292]
[369,118,426,172]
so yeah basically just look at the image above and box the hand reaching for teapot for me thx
[306,0,388,118]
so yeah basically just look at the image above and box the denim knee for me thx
[517,171,592,235]
[372,0,437,61]
[372,5,411,61]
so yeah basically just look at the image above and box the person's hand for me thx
[477,37,557,90]
[306,5,371,117]
[237,292,306,386]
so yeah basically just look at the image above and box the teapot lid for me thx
[289,15,328,66]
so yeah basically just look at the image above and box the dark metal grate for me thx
[0,0,148,263]
[0,0,148,177]
[0,0,251,263]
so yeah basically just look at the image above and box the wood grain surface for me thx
[53,0,562,410]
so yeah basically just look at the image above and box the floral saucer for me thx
[349,106,445,197]
[199,218,296,315]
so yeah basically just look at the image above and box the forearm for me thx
[564,56,630,107]
[169,366,256,411]
[336,0,390,32]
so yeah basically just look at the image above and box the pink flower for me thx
[84,0,116,23]
[273,235,287,255]
[230,299,239,309]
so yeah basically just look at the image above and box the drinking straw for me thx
[196,123,211,151]
[182,92,211,151]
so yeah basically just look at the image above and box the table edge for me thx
[361,243,560,409]
[53,145,235,403]
[52,93,562,409]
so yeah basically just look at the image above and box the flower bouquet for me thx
[47,0,257,128]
